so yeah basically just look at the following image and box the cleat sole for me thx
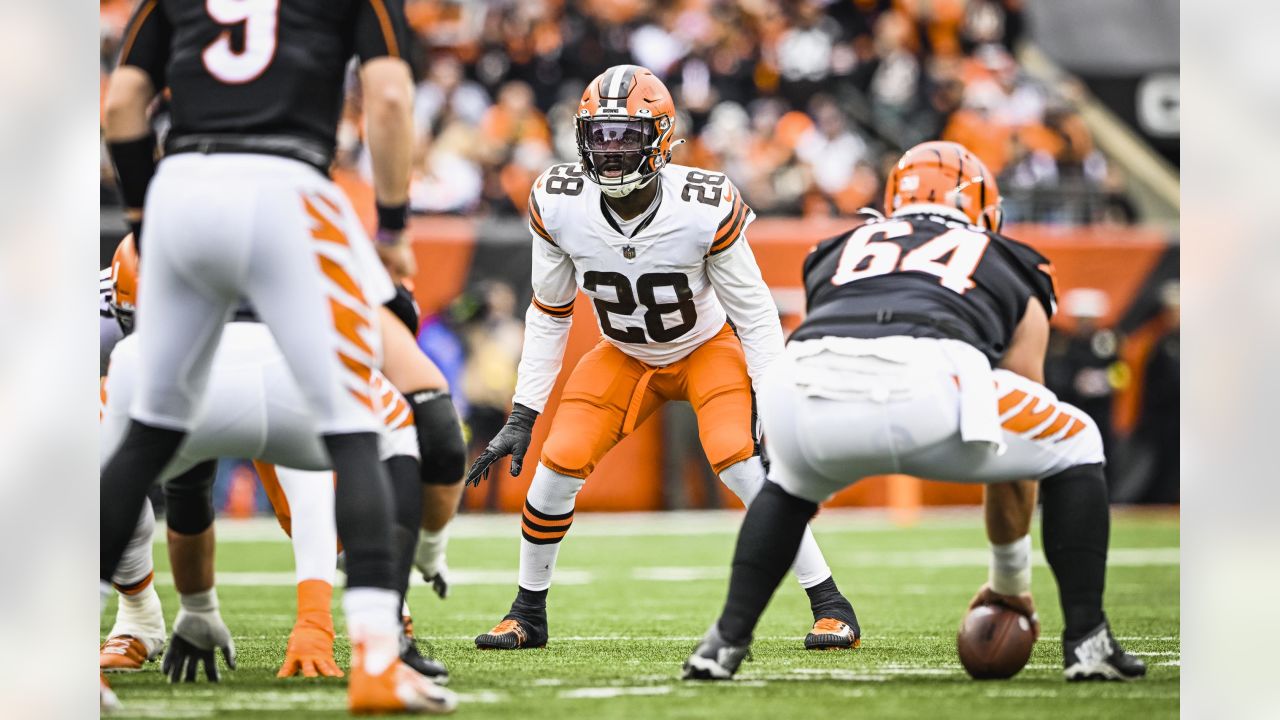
[804,633,861,651]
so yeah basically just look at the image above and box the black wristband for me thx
[376,202,408,233]
[107,134,158,211]
[510,403,539,428]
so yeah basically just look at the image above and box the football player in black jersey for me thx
[685,141,1146,683]
[101,1,453,713]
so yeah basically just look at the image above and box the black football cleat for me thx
[399,634,449,684]
[805,617,861,650]
[475,614,548,650]
[1062,621,1147,681]
[682,624,750,681]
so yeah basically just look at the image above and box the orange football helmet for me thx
[884,141,1003,231]
[575,65,681,197]
[111,233,139,333]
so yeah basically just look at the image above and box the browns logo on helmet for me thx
[111,233,139,334]
[885,140,1003,231]
[575,65,683,198]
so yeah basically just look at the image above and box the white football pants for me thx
[132,153,393,435]
[760,337,1105,504]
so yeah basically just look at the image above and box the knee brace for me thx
[406,389,466,486]
[163,460,216,536]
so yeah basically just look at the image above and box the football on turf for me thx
[956,604,1036,679]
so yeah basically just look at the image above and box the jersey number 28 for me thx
[831,220,989,294]
[202,0,279,84]
[583,271,696,344]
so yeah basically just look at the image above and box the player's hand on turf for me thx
[414,539,450,599]
[163,609,237,683]
[375,230,417,281]
[465,403,539,485]
[969,584,1040,640]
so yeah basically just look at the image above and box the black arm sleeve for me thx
[117,0,172,92]
[353,0,412,64]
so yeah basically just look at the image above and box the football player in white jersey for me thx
[466,65,858,651]
[98,236,459,709]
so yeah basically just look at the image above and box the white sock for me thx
[110,584,167,653]
[275,466,338,584]
[517,464,584,592]
[343,587,401,674]
[720,457,833,589]
[100,580,112,615]
[111,498,155,588]
[989,534,1032,595]
[179,587,219,614]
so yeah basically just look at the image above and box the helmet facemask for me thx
[575,117,668,198]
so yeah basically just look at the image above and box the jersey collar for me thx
[599,184,663,239]
[891,203,973,225]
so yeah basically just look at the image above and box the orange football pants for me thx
[540,323,755,479]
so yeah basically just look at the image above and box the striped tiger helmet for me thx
[111,233,139,334]
[885,141,1003,231]
[575,65,680,198]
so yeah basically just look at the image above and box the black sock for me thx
[385,455,424,603]
[717,481,818,644]
[101,421,186,581]
[1040,462,1109,639]
[512,587,548,618]
[325,432,396,591]
[804,576,855,623]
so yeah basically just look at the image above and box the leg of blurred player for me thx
[159,462,236,683]
[101,498,166,672]
[681,329,858,650]
[257,463,344,679]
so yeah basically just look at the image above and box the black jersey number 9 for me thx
[681,171,725,206]
[545,164,585,196]
[582,271,697,344]
[202,0,280,84]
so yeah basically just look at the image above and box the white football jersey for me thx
[512,162,783,412]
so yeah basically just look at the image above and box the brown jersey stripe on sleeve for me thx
[118,0,158,64]
[532,296,574,318]
[707,233,742,256]
[367,0,401,58]
[710,201,748,254]
[529,194,556,245]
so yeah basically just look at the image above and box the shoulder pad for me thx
[666,168,750,256]
[999,234,1059,318]
[529,163,590,245]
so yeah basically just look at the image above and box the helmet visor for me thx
[582,119,655,180]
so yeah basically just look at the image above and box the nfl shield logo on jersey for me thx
[623,245,636,260]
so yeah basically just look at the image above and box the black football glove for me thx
[465,403,538,486]
[161,614,236,681]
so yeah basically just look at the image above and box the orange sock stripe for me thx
[520,522,570,541]
[522,508,574,529]
[113,571,154,596]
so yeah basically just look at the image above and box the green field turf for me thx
[102,508,1179,719]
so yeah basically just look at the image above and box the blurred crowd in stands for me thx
[101,0,1137,224]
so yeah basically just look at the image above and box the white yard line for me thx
[153,569,595,587]
[560,686,674,699]
[181,508,1177,542]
